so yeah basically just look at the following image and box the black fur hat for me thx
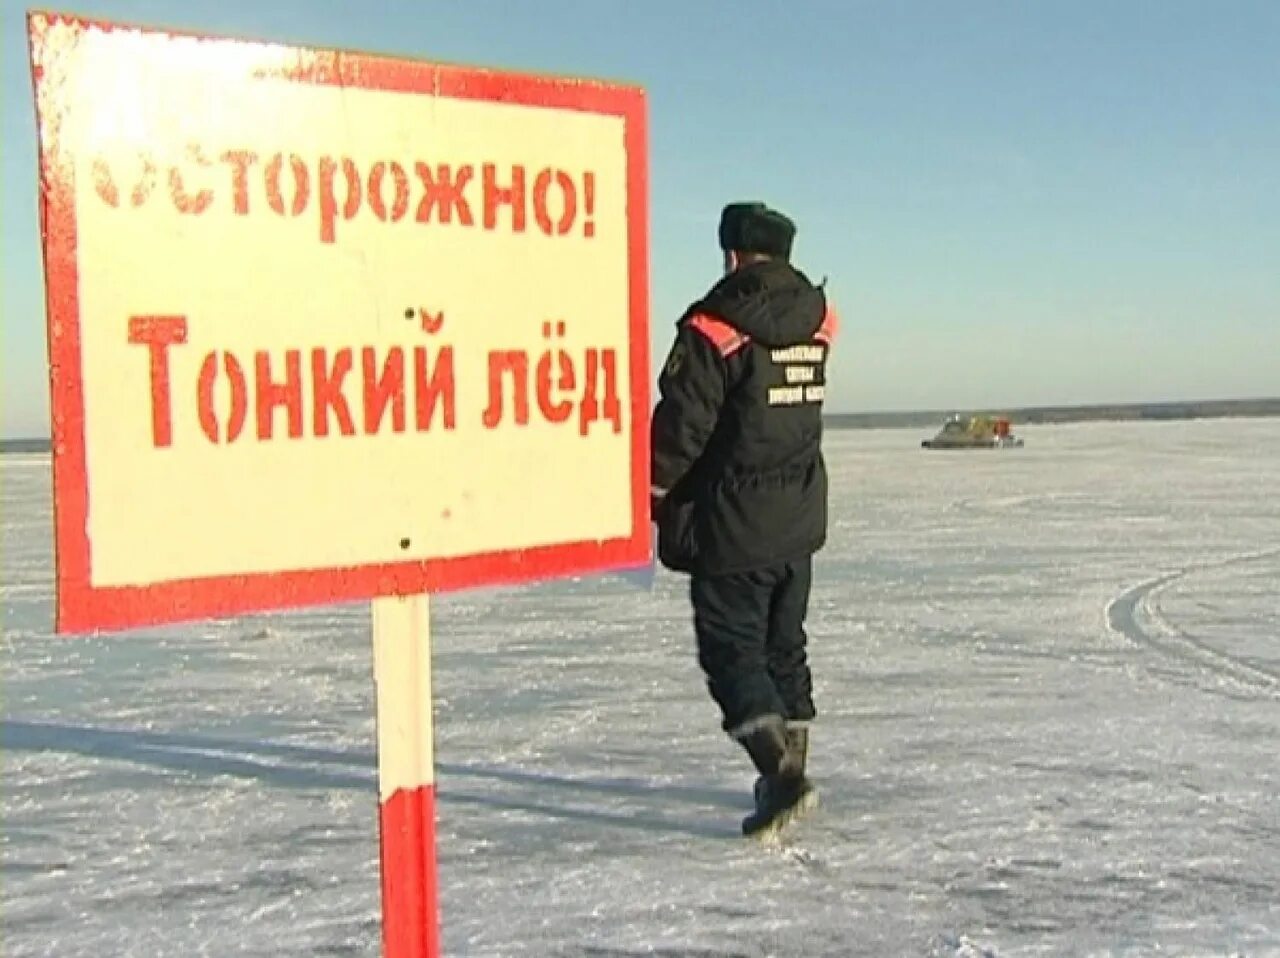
[718,202,796,260]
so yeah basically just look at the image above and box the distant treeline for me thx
[1,438,53,454]
[825,397,1280,431]
[3,398,1278,453]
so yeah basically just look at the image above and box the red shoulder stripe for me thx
[689,313,750,357]
[814,304,839,345]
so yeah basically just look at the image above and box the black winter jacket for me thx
[651,260,836,576]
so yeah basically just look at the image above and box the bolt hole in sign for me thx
[28,10,649,957]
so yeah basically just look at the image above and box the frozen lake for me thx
[3,418,1278,957]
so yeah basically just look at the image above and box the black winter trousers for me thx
[690,556,816,735]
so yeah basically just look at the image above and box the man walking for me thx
[650,201,837,838]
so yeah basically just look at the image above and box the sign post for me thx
[28,11,649,955]
[372,594,438,956]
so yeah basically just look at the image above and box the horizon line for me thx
[4,395,1278,444]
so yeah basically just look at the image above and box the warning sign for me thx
[29,12,650,632]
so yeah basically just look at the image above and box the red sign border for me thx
[28,11,651,634]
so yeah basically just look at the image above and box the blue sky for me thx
[3,0,1277,437]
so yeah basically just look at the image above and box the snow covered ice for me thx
[3,418,1279,957]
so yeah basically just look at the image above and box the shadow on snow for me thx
[2,719,744,840]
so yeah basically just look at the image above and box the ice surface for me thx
[3,419,1279,957]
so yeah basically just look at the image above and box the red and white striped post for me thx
[371,593,439,957]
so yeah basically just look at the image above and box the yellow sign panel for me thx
[29,12,651,631]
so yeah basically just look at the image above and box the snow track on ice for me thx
[1105,547,1280,697]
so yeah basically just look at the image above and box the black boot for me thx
[782,723,809,779]
[738,717,817,839]
[736,714,789,779]
[753,723,816,801]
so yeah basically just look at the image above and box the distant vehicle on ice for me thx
[921,414,1024,449]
